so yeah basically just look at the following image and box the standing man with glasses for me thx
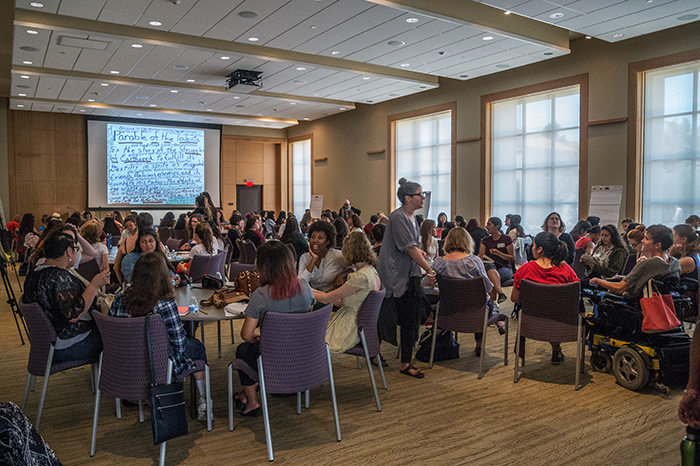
[377,178,435,379]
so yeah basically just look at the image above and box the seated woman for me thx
[432,227,504,356]
[121,228,179,285]
[581,224,627,279]
[511,231,579,364]
[436,212,448,238]
[178,223,216,277]
[30,222,98,273]
[313,231,381,354]
[466,218,488,256]
[119,215,138,243]
[23,233,110,363]
[573,221,593,252]
[227,213,245,262]
[179,213,204,251]
[109,253,210,420]
[102,215,121,237]
[590,224,681,300]
[243,215,265,248]
[479,216,514,304]
[159,212,175,229]
[625,225,646,263]
[372,223,385,256]
[280,216,308,261]
[80,221,109,271]
[298,221,346,293]
[333,217,349,247]
[233,241,316,417]
[671,224,700,283]
[420,219,439,268]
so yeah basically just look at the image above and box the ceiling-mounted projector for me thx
[225,69,262,93]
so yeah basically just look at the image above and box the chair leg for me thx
[116,398,122,419]
[90,353,103,457]
[360,330,381,412]
[326,345,341,442]
[258,357,274,462]
[138,400,144,423]
[22,373,32,412]
[36,346,55,431]
[230,321,234,345]
[478,308,489,379]
[305,390,309,409]
[91,364,96,394]
[205,365,212,431]
[514,318,522,383]
[200,322,205,347]
[377,354,387,390]
[30,375,36,392]
[429,307,440,369]
[504,319,509,366]
[227,363,234,432]
[297,392,302,415]
[575,318,582,390]
[217,321,222,358]
[356,356,362,370]
[159,360,174,466]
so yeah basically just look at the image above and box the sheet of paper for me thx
[310,195,324,219]
[225,302,248,318]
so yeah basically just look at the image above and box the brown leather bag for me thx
[201,271,260,309]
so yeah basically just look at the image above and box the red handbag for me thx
[640,280,681,333]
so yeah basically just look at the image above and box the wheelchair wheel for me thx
[590,350,612,373]
[612,347,649,391]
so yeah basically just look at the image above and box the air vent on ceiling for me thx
[57,35,111,51]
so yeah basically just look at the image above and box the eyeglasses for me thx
[408,193,425,198]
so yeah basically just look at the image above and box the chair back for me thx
[171,229,189,241]
[76,257,101,282]
[188,252,223,282]
[19,298,57,376]
[92,311,169,400]
[571,248,587,280]
[273,225,281,239]
[165,237,184,251]
[621,252,637,275]
[228,263,256,281]
[240,240,257,265]
[235,239,247,264]
[211,251,227,278]
[259,305,332,394]
[158,227,172,244]
[285,242,296,258]
[345,287,386,358]
[436,276,488,333]
[519,280,581,342]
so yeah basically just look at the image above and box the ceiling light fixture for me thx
[100,83,109,86]
[678,14,698,21]
[303,117,309,120]
[310,25,317,29]
[149,21,162,26]
[170,90,178,93]
[248,37,259,42]
[362,77,371,80]
[172,65,189,70]
[137,113,143,116]
[459,74,468,78]
[549,12,564,19]
[233,96,240,99]
[400,63,410,67]
[331,51,340,55]
[289,102,296,105]
[293,80,306,84]
[186,79,195,82]
[388,40,405,46]
[20,46,40,52]
[221,56,230,60]
[110,70,119,74]
[238,11,259,19]
[80,109,85,112]
[149,104,157,107]
[132,43,143,48]
[30,2,44,7]
[504,11,511,15]
[26,29,39,35]
[296,67,306,71]
[22,61,33,65]
[482,36,493,41]
[405,18,419,23]
[18,93,26,96]
[612,33,624,38]
[17,104,24,108]
[88,99,95,102]
[206,109,212,111]
[585,36,592,39]
[20,75,30,79]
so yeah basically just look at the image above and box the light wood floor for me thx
[0,271,687,465]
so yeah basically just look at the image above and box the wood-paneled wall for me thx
[7,111,86,224]
[220,135,284,215]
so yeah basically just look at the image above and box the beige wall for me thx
[287,21,700,224]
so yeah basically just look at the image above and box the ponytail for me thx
[533,231,568,266]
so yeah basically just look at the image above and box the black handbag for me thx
[146,315,188,445]
[415,328,460,363]
[201,274,224,290]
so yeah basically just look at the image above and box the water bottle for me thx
[188,297,199,316]
[681,426,700,466]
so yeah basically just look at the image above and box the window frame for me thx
[288,134,313,219]
[388,102,457,216]
[628,50,700,221]
[481,74,589,223]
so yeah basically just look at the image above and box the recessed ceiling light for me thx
[296,67,306,71]
[400,63,410,67]
[248,37,259,42]
[26,29,39,35]
[482,36,494,41]
[149,21,162,26]
[612,33,624,38]
[18,93,26,96]
[388,40,405,47]
[289,102,296,105]
[88,99,95,102]
[22,61,33,65]
[238,11,259,19]
[110,70,119,74]
[20,46,40,52]
[544,52,554,55]
[30,2,44,7]
[233,96,240,99]
[339,107,346,110]
[504,10,511,15]
[310,25,317,29]
[314,93,320,96]
[149,104,157,107]
[186,79,195,82]
[293,80,306,84]
[585,36,592,39]
[100,83,109,86]
[362,77,371,80]
[17,104,24,108]
[135,96,148,99]
[132,43,143,48]
[549,12,564,19]
[678,14,698,21]
[20,75,30,79]
[136,113,143,116]
[221,56,230,60]
[331,51,340,55]
[80,109,86,112]
[170,90,178,93]
[172,64,189,70]
[206,109,212,112]
[303,117,309,120]
[405,18,419,23]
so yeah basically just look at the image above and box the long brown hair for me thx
[420,219,435,253]
[256,240,300,301]
[122,253,174,317]
[194,222,214,254]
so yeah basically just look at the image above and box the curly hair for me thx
[308,220,337,249]
[342,231,377,266]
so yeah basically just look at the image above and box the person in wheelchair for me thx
[589,224,680,301]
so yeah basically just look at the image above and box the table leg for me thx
[217,321,222,358]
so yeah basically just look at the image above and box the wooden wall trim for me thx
[481,74,589,223]
[387,102,457,215]
[588,117,627,126]
[626,48,700,221]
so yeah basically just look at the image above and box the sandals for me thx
[399,364,424,379]
[371,355,388,367]
[240,407,262,418]
[233,394,247,413]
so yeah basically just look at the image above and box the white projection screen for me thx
[87,118,222,209]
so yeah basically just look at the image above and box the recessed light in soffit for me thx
[238,11,259,19]
[20,46,40,52]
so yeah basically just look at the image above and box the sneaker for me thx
[497,292,507,304]
[197,397,212,421]
[551,350,565,365]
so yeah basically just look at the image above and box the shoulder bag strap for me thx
[145,314,157,385]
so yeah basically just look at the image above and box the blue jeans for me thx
[53,329,102,364]
[183,337,207,364]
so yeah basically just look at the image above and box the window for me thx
[490,85,581,233]
[395,109,453,219]
[642,60,700,226]
[290,137,311,219]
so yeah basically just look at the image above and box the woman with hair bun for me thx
[626,224,646,260]
[672,224,700,281]
[511,231,579,364]
[377,178,435,379]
